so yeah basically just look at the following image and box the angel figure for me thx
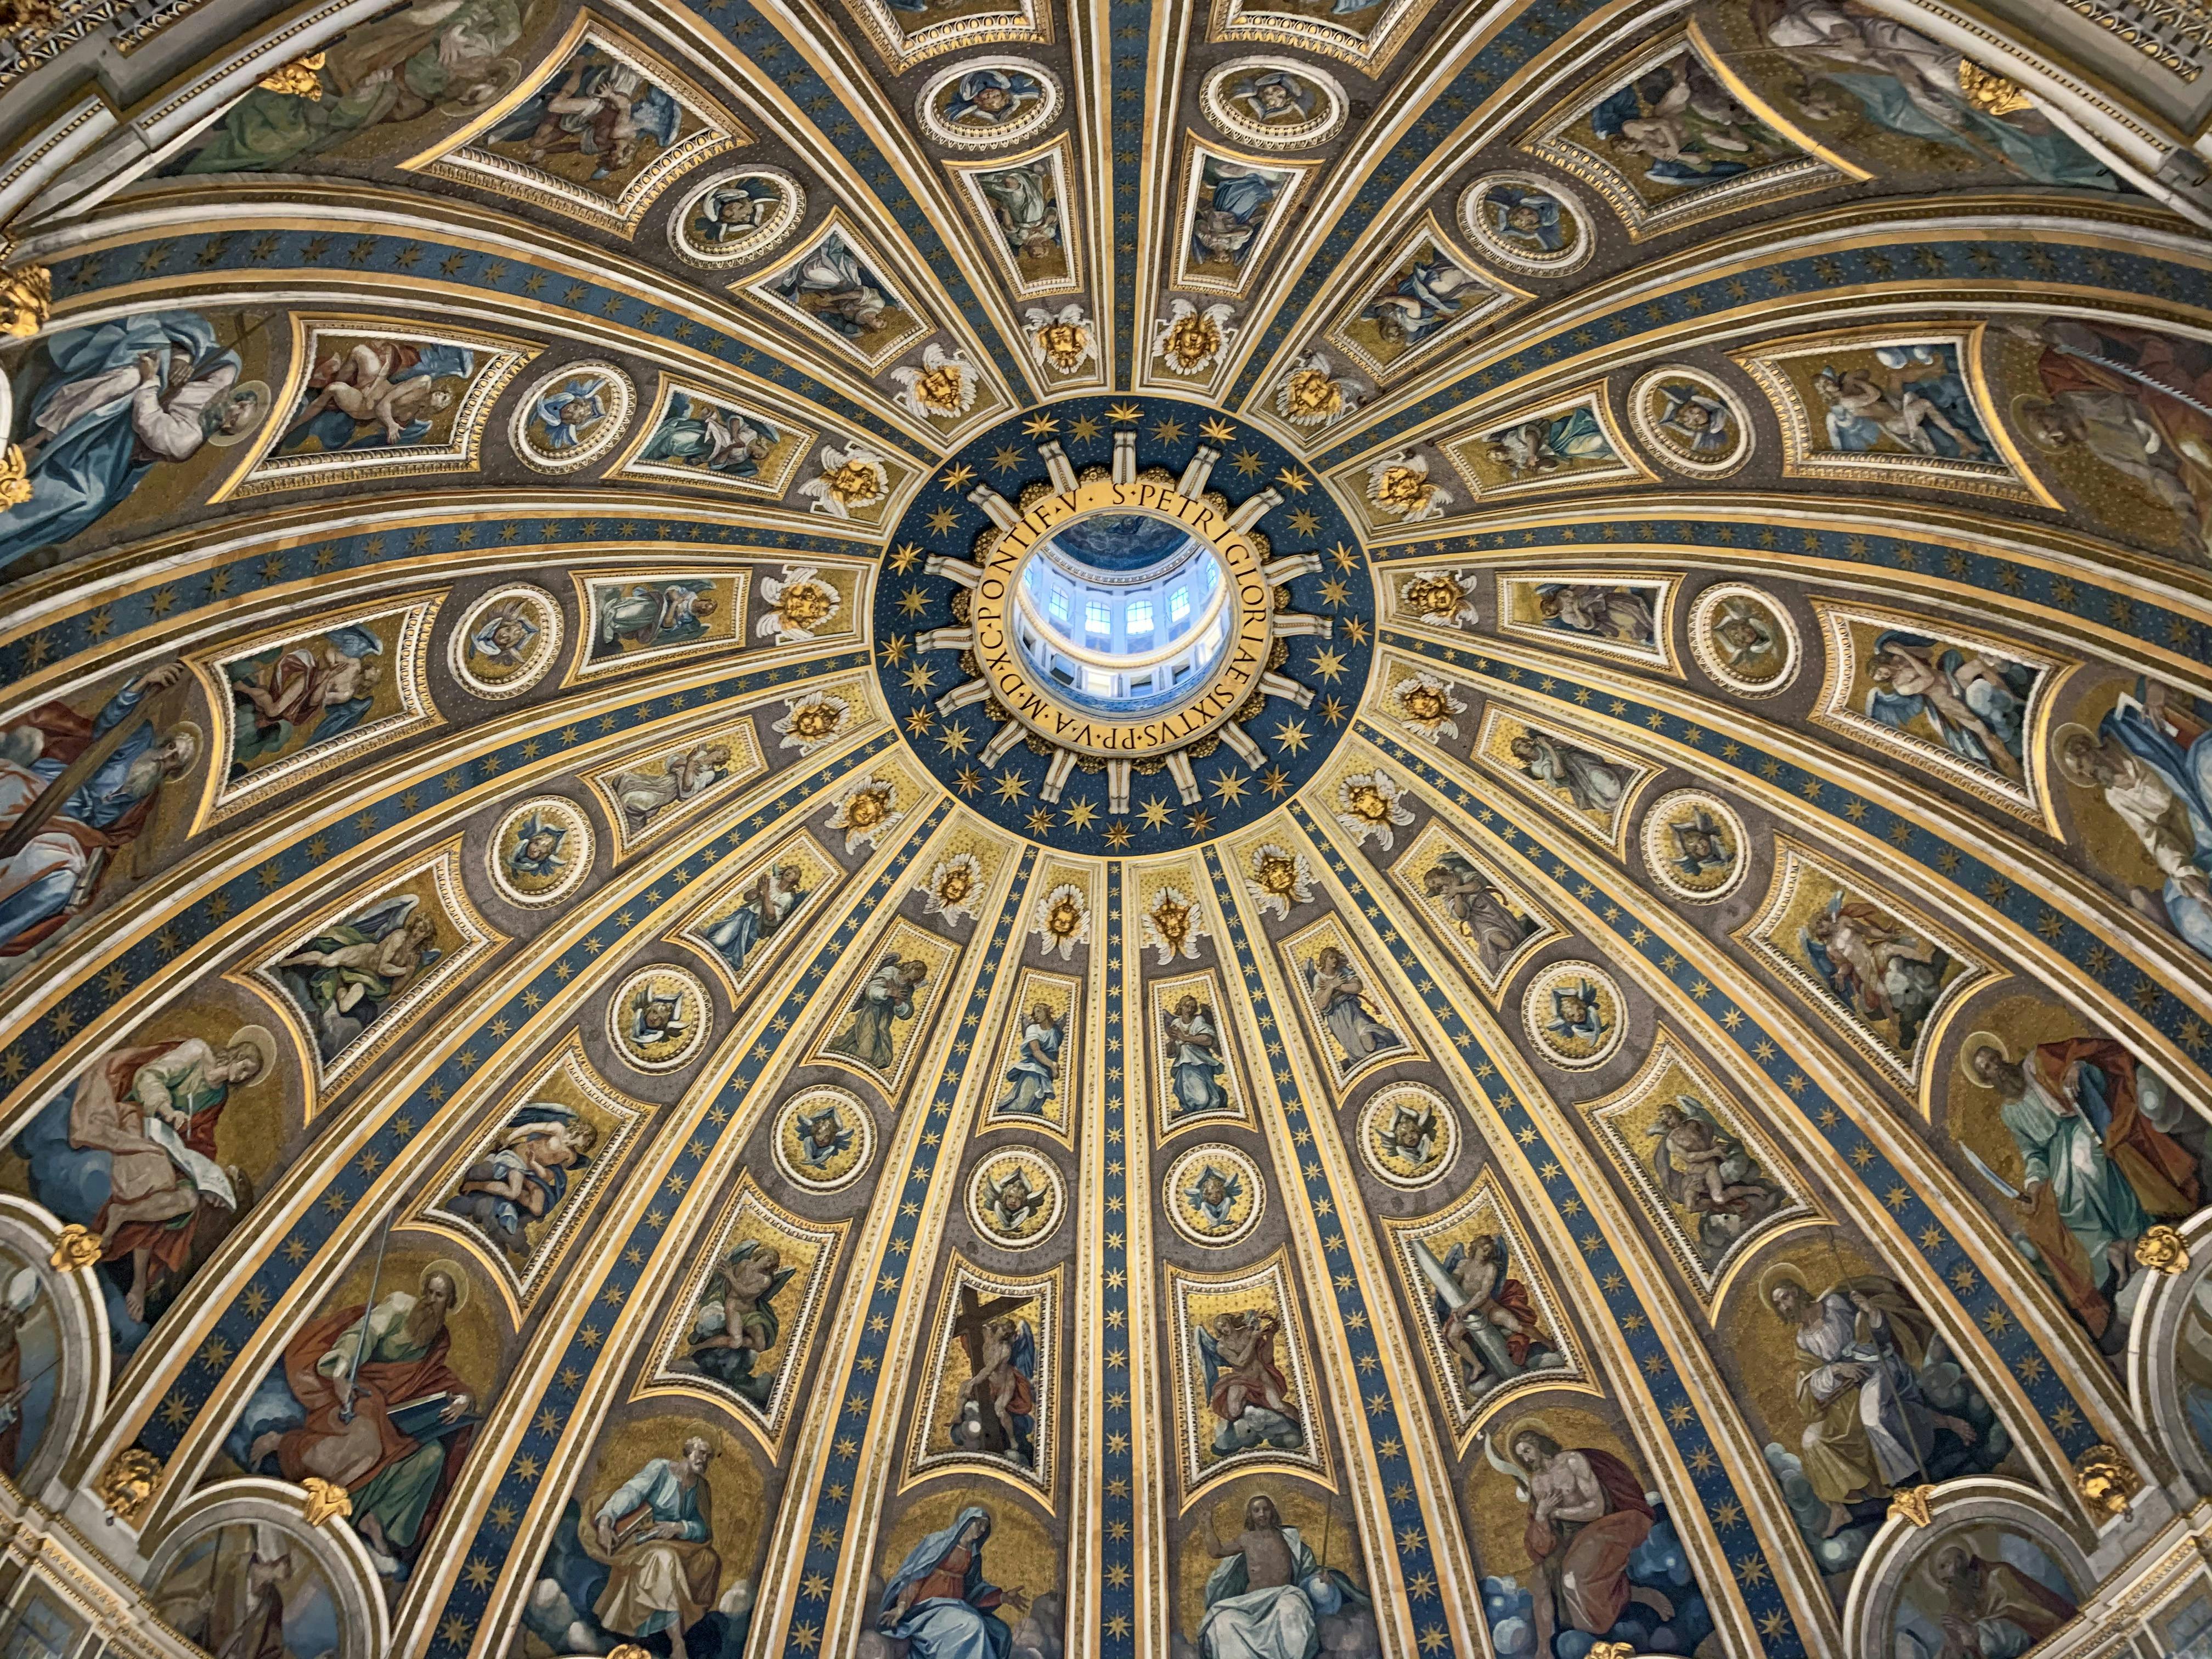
[980,1166,1048,1233]
[791,1103,853,1170]
[227,622,385,773]
[533,374,613,452]
[1863,631,2033,783]
[447,1102,598,1257]
[1801,893,1951,1053]
[1545,980,1609,1047]
[1667,809,1735,883]
[1184,1163,1244,1228]
[687,1239,792,1404]
[469,597,541,672]
[949,1291,1038,1466]
[1654,380,1737,457]
[273,893,439,1057]
[1414,1234,1552,1387]
[1375,1098,1440,1167]
[1648,1097,1781,1263]
[492,54,681,180]
[1199,1310,1304,1455]
[1306,946,1402,1060]
[628,981,691,1049]
[607,741,733,827]
[1422,851,1537,978]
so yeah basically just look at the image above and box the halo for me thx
[225,1023,278,1082]
[437,55,522,115]
[162,719,206,769]
[2051,721,2100,787]
[1501,1412,1558,1451]
[205,380,271,446]
[2008,391,2067,453]
[420,1259,470,1310]
[1956,1029,2011,1086]
[1757,1259,1811,1308]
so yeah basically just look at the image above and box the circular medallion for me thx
[917,58,1062,150]
[772,1086,876,1192]
[1199,57,1347,150]
[1357,1083,1458,1188]
[876,396,1371,848]
[967,1148,1065,1248]
[1628,365,1753,478]
[448,583,562,699]
[1459,172,1594,275]
[1689,583,1800,697]
[509,360,634,473]
[486,795,592,907]
[1163,1143,1265,1247]
[1521,961,1625,1070]
[670,166,806,267]
[608,966,714,1073]
[1640,788,1749,904]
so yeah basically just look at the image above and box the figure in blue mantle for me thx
[877,1506,1030,1659]
[0,311,264,574]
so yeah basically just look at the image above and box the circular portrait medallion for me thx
[772,1085,876,1192]
[1521,960,1626,1070]
[968,1147,1065,1248]
[1163,1142,1266,1248]
[509,360,634,473]
[1640,788,1750,904]
[1628,365,1754,478]
[916,58,1062,150]
[670,166,806,268]
[1199,57,1347,150]
[448,583,562,699]
[1357,1082,1458,1189]
[1689,583,1801,697]
[486,794,592,907]
[1459,172,1594,275]
[608,965,714,1073]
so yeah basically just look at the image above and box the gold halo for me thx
[1956,1029,2011,1086]
[224,1023,278,1083]
[1501,1412,1558,1452]
[205,380,272,446]
[1757,1259,1811,1308]
[420,1259,470,1311]
[2008,391,2066,453]
[2051,721,2101,787]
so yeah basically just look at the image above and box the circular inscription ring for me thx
[969,476,1272,759]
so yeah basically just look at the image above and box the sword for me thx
[337,1212,396,1424]
[1959,1142,2022,1203]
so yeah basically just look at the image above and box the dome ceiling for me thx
[0,1,2208,1657]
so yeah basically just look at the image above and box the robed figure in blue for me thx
[877,1506,1029,1659]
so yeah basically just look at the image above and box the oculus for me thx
[771,1086,875,1193]
[1357,1081,1458,1189]
[916,58,1062,150]
[1458,172,1594,274]
[1689,583,1799,697]
[1628,365,1754,477]
[1521,958,1627,1070]
[1639,788,1751,905]
[966,1148,1065,1249]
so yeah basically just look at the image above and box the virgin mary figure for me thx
[876,1506,1029,1659]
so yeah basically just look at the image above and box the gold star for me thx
[879,635,909,664]
[905,707,934,735]
[1200,416,1236,442]
[926,505,960,533]
[1138,795,1173,828]
[1022,412,1059,436]
[1185,808,1214,836]
[1318,577,1349,606]
[1210,770,1248,804]
[1343,616,1369,645]
[1107,402,1142,422]
[1064,798,1097,830]
[994,769,1030,802]
[990,444,1024,472]
[1320,695,1348,724]
[955,765,984,795]
[1104,821,1133,848]
[1231,447,1263,476]
[1150,416,1186,445]
[1273,719,1311,753]
[937,722,975,755]
[1261,766,1293,797]
[1027,808,1054,833]
[1276,466,1310,493]
[902,663,937,692]
[1288,507,1322,535]
[897,585,929,617]
[1069,414,1102,440]
[889,541,923,572]
[1308,646,1347,682]
[940,461,977,490]
[1330,539,1357,571]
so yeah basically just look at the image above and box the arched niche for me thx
[0,1197,111,1505]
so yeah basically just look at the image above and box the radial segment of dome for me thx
[0,4,2208,1659]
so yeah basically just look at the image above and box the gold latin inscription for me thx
[967,478,1271,758]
